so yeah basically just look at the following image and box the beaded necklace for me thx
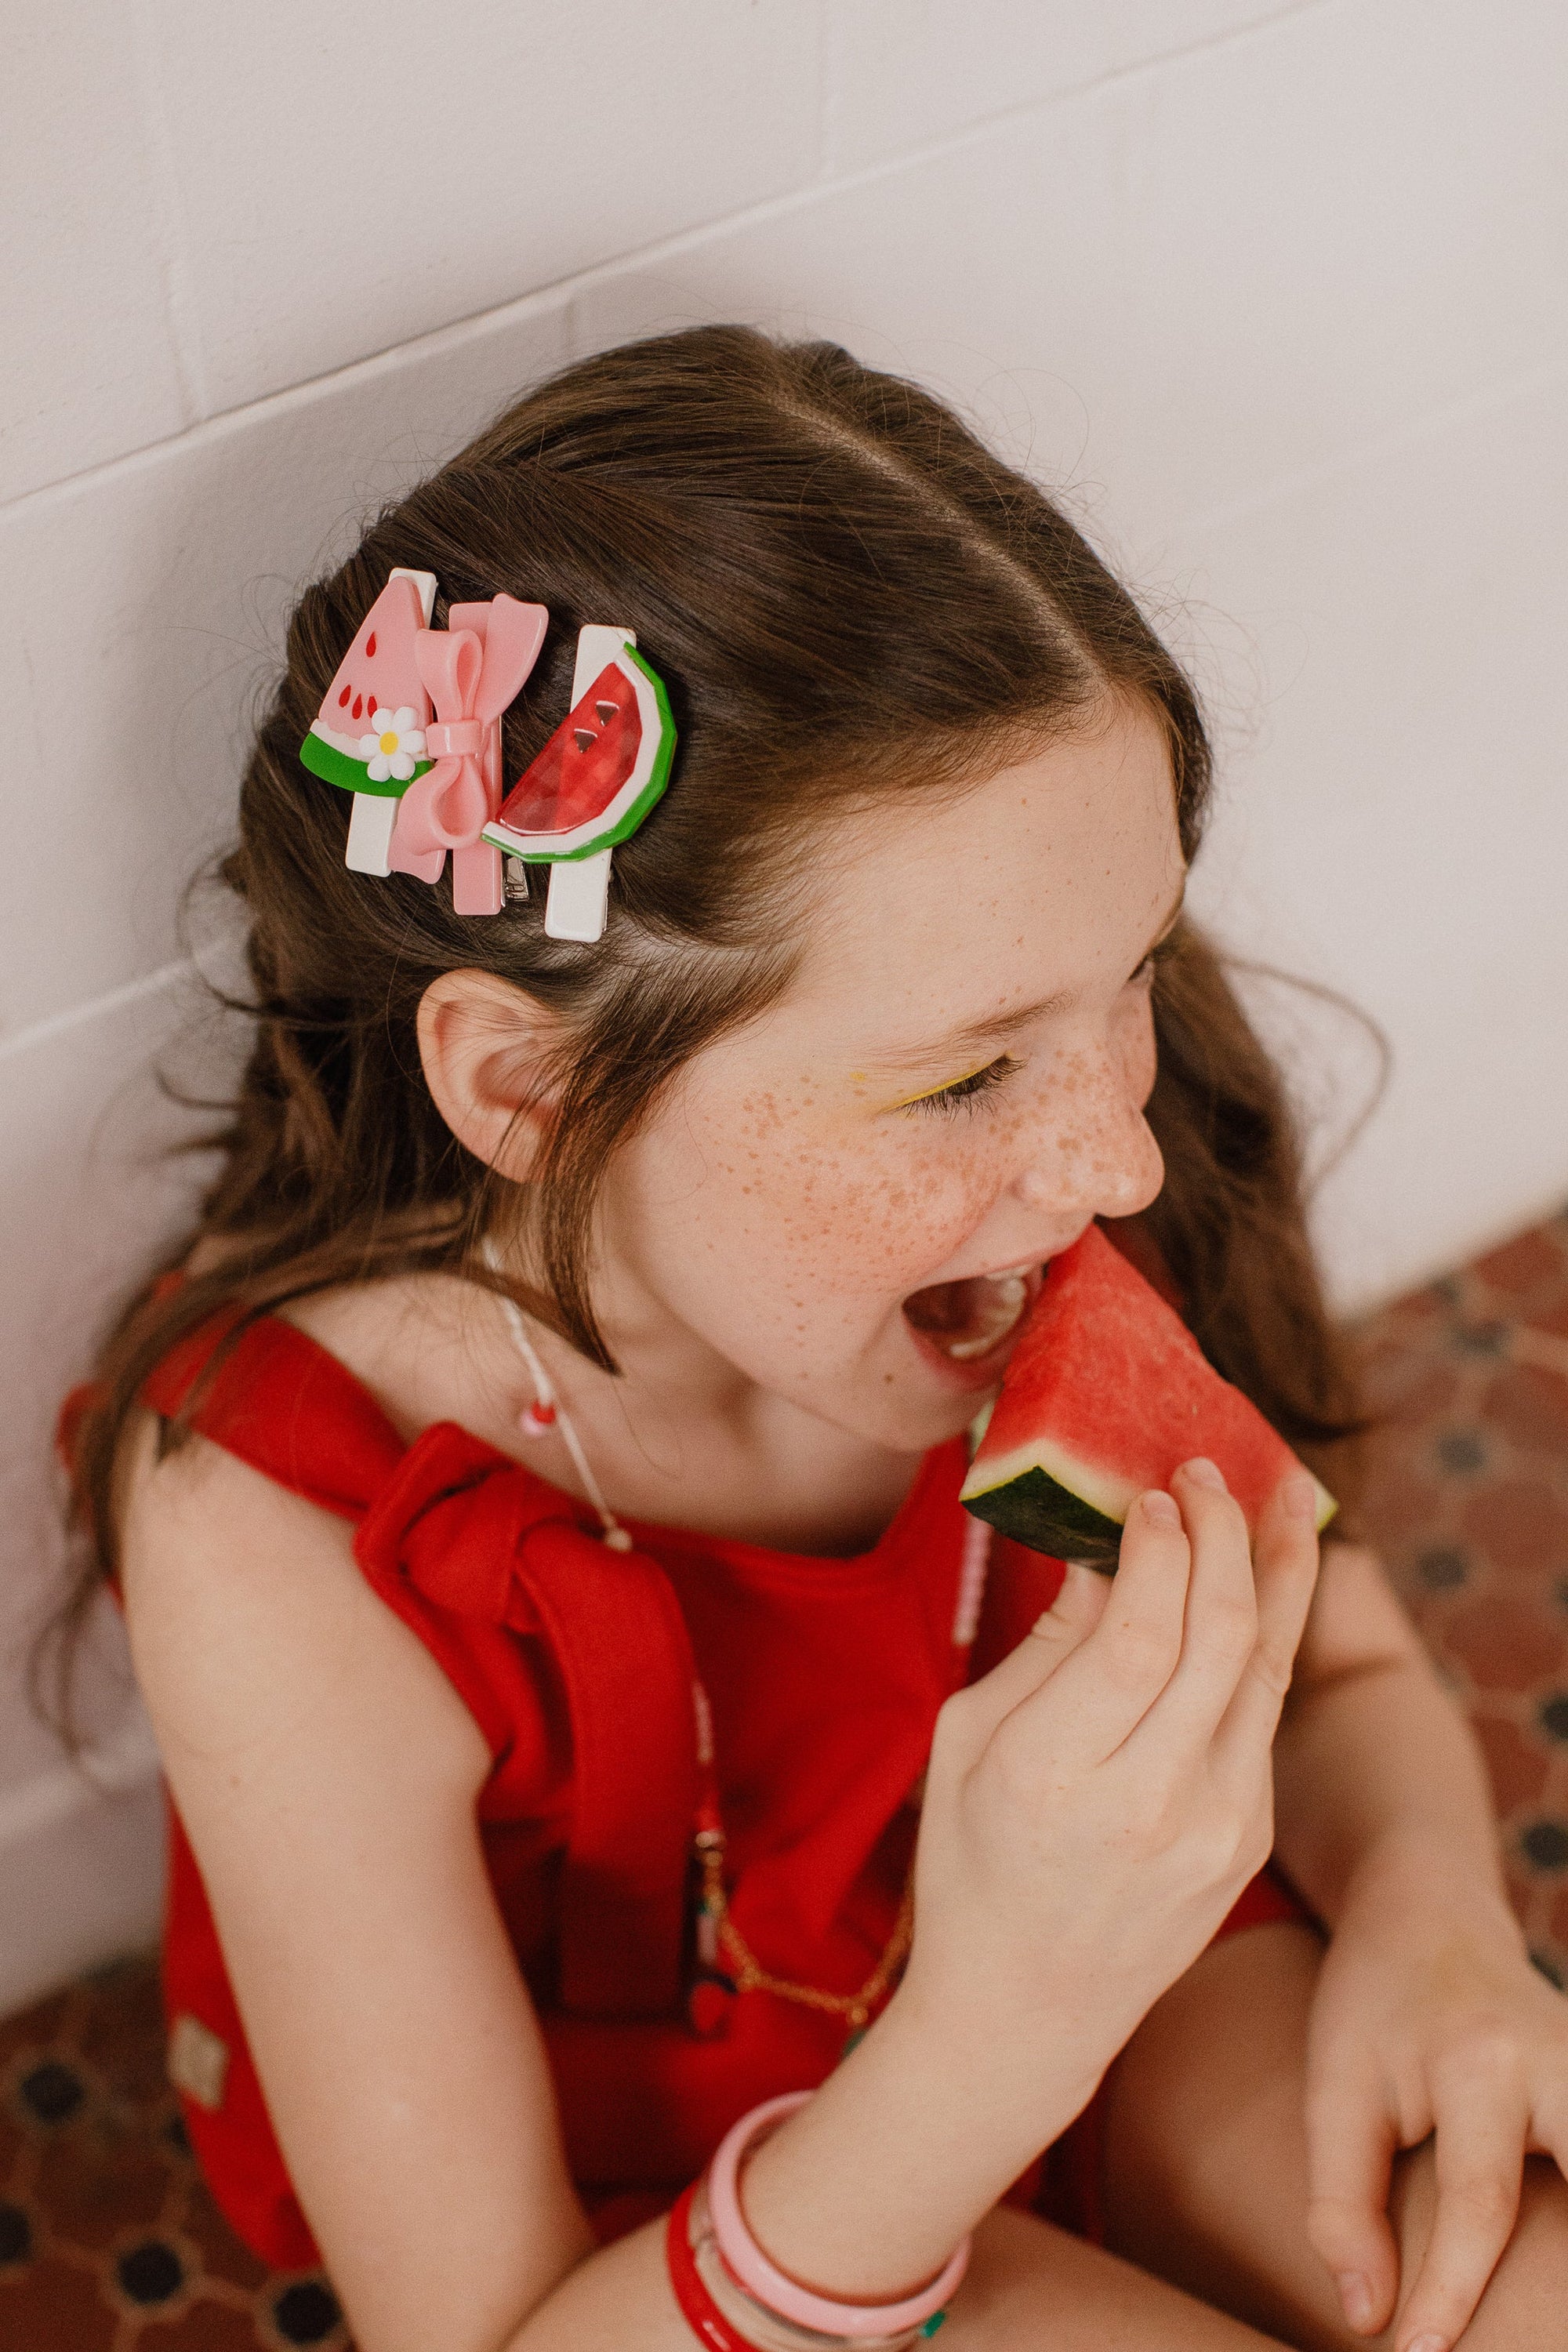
[488,1255,992,2044]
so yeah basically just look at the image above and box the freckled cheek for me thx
[690,1123,1006,1305]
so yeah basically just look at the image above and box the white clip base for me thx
[545,851,613,942]
[346,793,398,876]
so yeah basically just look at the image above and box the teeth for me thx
[945,1270,1029,1364]
[904,1264,1039,1363]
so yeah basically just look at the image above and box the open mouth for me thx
[902,1263,1040,1365]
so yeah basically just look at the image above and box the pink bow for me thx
[390,595,547,915]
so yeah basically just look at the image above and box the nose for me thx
[1010,1046,1165,1221]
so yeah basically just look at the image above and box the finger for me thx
[1121,1458,1258,1754]
[1051,1485,1196,1756]
[1396,2068,1528,2352]
[1212,1468,1323,1769]
[1303,2061,1399,2336]
[957,1559,1112,1743]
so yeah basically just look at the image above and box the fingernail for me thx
[1181,1456,1227,1492]
[1284,1468,1319,1519]
[1140,1488,1181,1527]
[1403,2335,1448,2352]
[1336,2273,1374,2328]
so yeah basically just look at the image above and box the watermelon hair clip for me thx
[300,571,549,916]
[484,623,677,943]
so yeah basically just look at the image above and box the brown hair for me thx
[61,324,1362,1604]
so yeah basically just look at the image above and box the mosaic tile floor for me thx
[3,1213,1568,2349]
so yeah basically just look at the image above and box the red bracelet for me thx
[666,2180,767,2352]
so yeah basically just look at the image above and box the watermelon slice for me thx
[960,1223,1336,1572]
[299,568,437,877]
[482,636,675,866]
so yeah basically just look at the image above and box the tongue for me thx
[904,1270,1032,1361]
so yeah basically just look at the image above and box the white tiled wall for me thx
[2,0,1564,2008]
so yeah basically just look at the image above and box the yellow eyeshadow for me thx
[888,1061,995,1112]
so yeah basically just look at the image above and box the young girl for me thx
[65,328,1568,2352]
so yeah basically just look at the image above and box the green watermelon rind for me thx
[480,646,677,863]
[961,1432,1139,1524]
[962,1466,1124,1574]
[299,728,432,800]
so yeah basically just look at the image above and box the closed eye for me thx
[898,1054,1021,1117]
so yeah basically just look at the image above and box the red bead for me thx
[531,1401,557,1425]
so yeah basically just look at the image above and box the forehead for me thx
[778,703,1183,1056]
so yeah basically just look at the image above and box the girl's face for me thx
[599,700,1185,1454]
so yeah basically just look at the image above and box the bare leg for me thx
[942,2205,1296,2348]
[1099,1922,1568,2349]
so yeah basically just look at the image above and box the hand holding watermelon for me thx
[895,1454,1323,2141]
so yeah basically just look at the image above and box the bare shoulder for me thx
[119,1408,488,1806]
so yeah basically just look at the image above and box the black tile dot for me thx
[1530,1947,1566,1991]
[274,2278,342,2344]
[0,2202,31,2267]
[1520,1819,1568,1874]
[117,2238,184,2304]
[1540,1693,1568,1744]
[18,2060,84,2125]
[1436,1429,1487,1475]
[1415,1544,1470,1592]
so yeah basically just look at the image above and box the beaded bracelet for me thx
[706,2093,967,2342]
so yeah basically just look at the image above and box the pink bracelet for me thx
[707,2092,971,2341]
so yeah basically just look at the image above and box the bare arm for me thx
[1271,1540,1514,1928]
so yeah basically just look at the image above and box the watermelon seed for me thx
[352,695,363,720]
[366,632,376,657]
[338,685,351,707]
[594,700,617,722]
[572,727,597,752]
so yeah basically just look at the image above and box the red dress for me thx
[122,1307,1308,2269]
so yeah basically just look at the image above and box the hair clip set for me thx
[299,571,677,942]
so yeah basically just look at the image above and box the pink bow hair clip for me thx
[300,571,547,914]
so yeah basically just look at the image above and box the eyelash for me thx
[901,940,1176,1117]
[903,1055,1022,1118]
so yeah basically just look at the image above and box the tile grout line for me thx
[0,960,191,1072]
[2,0,1370,528]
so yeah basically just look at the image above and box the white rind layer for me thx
[959,1436,1136,1522]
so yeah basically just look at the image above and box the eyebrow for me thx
[879,880,1187,1074]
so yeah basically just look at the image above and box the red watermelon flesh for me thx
[959,1222,1335,1571]
[492,661,642,837]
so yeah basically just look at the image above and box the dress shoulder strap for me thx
[143,1301,702,2017]
[143,1307,405,1519]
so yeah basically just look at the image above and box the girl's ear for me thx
[416,970,568,1181]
